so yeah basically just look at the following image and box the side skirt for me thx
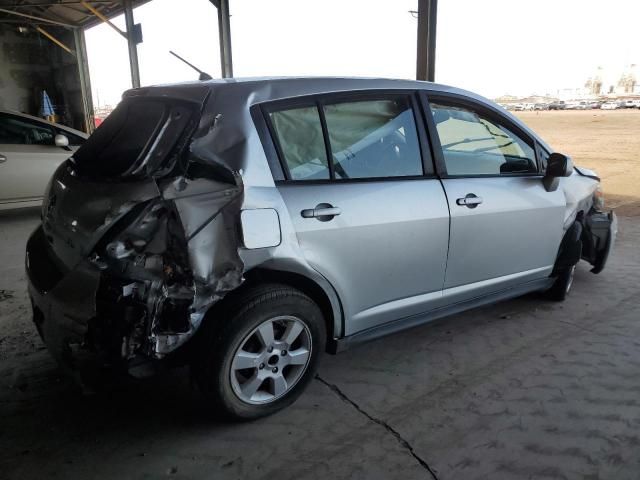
[328,277,554,353]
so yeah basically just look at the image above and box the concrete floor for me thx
[1,209,639,480]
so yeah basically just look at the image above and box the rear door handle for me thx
[301,203,341,220]
[0,154,6,164]
[456,194,483,208]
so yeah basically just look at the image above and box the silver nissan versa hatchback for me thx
[26,78,616,419]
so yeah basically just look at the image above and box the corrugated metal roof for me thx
[0,1,151,29]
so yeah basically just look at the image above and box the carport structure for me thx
[0,0,437,133]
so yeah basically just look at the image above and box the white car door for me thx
[0,113,74,206]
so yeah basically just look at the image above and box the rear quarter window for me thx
[269,106,330,181]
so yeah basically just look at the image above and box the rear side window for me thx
[269,107,329,180]
[323,98,423,179]
[267,95,423,181]
[72,98,193,178]
[429,102,536,176]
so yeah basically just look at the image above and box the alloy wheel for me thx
[230,315,312,404]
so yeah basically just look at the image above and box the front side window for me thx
[429,102,536,176]
[269,106,329,181]
[0,113,55,145]
[323,98,423,179]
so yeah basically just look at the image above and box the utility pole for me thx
[416,0,438,82]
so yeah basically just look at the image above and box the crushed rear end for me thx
[26,84,245,379]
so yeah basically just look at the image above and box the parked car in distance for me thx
[548,101,566,110]
[622,99,640,109]
[565,101,590,110]
[601,101,619,110]
[533,103,548,110]
[25,78,617,419]
[0,110,87,210]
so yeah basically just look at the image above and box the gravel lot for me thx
[1,110,639,479]
[516,110,640,216]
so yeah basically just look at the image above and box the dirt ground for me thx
[1,110,639,479]
[516,110,640,216]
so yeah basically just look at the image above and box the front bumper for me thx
[583,210,617,274]
[591,211,617,274]
[26,226,101,374]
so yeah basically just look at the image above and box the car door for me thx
[0,113,74,205]
[423,93,566,303]
[263,92,450,335]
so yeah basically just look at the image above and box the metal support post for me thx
[416,0,437,81]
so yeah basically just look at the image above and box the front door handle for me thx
[0,154,6,164]
[301,203,341,221]
[456,193,483,208]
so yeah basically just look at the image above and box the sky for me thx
[85,0,640,107]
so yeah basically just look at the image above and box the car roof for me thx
[130,75,541,136]
[126,76,553,180]
[0,109,88,138]
[131,76,498,106]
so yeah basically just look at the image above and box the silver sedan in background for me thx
[0,110,87,210]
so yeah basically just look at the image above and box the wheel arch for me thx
[199,266,344,354]
[242,268,342,353]
[552,215,584,276]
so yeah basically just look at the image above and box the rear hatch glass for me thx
[71,97,198,179]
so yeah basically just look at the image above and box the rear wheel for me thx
[194,284,326,420]
[546,264,576,301]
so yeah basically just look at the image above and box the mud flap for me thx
[582,210,617,274]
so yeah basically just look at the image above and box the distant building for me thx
[584,67,604,95]
[616,64,638,94]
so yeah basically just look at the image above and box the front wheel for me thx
[194,284,326,420]
[546,264,576,301]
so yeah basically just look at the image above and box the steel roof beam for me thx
[3,1,114,6]
[79,0,126,37]
[0,6,75,27]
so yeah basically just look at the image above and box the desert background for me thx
[516,110,640,216]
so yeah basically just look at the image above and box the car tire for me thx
[193,283,326,420]
[546,264,576,302]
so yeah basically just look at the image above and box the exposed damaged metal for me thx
[28,82,248,377]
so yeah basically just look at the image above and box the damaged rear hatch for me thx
[26,84,243,376]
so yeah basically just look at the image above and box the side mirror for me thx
[54,133,69,148]
[546,152,573,177]
[543,152,574,192]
